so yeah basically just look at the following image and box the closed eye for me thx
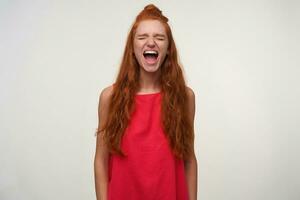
[156,37,165,41]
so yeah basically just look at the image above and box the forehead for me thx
[135,20,167,35]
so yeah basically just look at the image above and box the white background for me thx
[0,0,299,199]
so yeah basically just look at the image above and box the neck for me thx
[138,68,161,93]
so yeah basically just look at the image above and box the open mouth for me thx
[143,50,159,64]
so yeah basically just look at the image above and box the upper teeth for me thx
[144,50,158,54]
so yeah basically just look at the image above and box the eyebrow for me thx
[136,33,166,37]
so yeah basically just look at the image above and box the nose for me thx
[146,37,156,47]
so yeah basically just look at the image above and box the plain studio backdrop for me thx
[0,0,299,199]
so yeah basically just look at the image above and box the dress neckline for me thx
[135,91,161,96]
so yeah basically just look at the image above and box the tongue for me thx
[144,56,157,65]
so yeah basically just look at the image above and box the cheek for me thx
[160,40,168,50]
[133,42,143,55]
[161,43,169,55]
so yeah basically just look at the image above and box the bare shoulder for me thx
[185,86,196,120]
[99,85,114,105]
[96,85,113,152]
[186,86,195,100]
[96,85,114,132]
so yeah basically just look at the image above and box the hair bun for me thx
[136,4,168,23]
[144,4,162,14]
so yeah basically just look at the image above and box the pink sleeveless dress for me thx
[108,92,189,200]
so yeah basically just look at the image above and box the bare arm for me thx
[94,86,113,200]
[184,87,198,200]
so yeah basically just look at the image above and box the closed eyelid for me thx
[136,36,166,40]
[155,36,165,40]
[136,33,166,37]
[136,35,147,39]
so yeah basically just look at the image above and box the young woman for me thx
[94,4,197,200]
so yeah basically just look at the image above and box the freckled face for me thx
[133,20,169,73]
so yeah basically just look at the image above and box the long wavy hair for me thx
[97,4,194,160]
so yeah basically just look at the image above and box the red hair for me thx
[97,4,194,160]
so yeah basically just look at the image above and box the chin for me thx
[141,63,161,73]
